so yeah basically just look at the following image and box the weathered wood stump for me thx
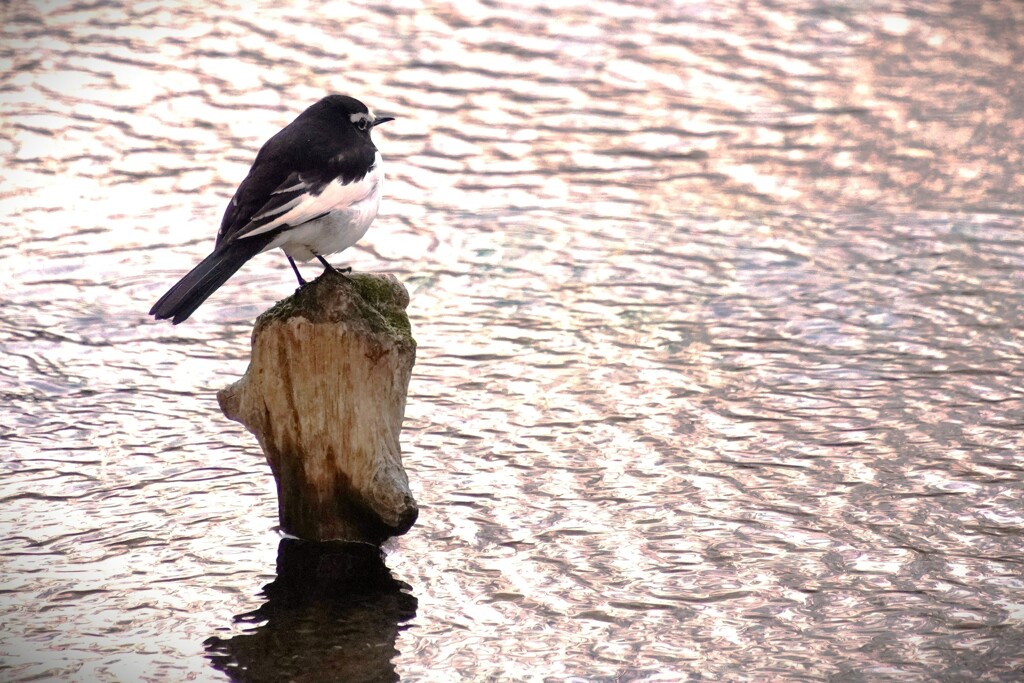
[218,271,418,545]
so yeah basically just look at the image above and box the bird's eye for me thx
[357,118,370,131]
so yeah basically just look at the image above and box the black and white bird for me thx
[150,95,393,324]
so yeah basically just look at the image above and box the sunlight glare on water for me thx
[1,0,1023,681]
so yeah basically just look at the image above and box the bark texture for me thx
[218,271,418,544]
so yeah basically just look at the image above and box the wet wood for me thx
[218,271,418,544]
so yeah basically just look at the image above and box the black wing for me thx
[215,118,377,249]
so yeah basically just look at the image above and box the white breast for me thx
[264,154,383,261]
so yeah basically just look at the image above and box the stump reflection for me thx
[205,539,417,683]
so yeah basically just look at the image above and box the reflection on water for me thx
[2,0,1024,681]
[205,540,417,683]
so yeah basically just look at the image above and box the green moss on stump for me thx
[257,271,415,349]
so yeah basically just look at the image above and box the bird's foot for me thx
[315,255,351,278]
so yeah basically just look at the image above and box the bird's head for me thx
[349,110,395,134]
[310,95,394,137]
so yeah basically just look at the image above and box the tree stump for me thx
[218,271,418,545]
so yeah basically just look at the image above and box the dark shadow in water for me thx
[204,538,417,683]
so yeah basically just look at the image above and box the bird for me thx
[149,94,394,324]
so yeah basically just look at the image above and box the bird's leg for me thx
[287,255,307,287]
[315,254,351,277]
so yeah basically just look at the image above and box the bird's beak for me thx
[372,116,395,127]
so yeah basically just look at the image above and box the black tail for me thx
[150,239,268,324]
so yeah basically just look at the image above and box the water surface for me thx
[2,0,1023,681]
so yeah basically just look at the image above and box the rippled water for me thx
[3,0,1024,680]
